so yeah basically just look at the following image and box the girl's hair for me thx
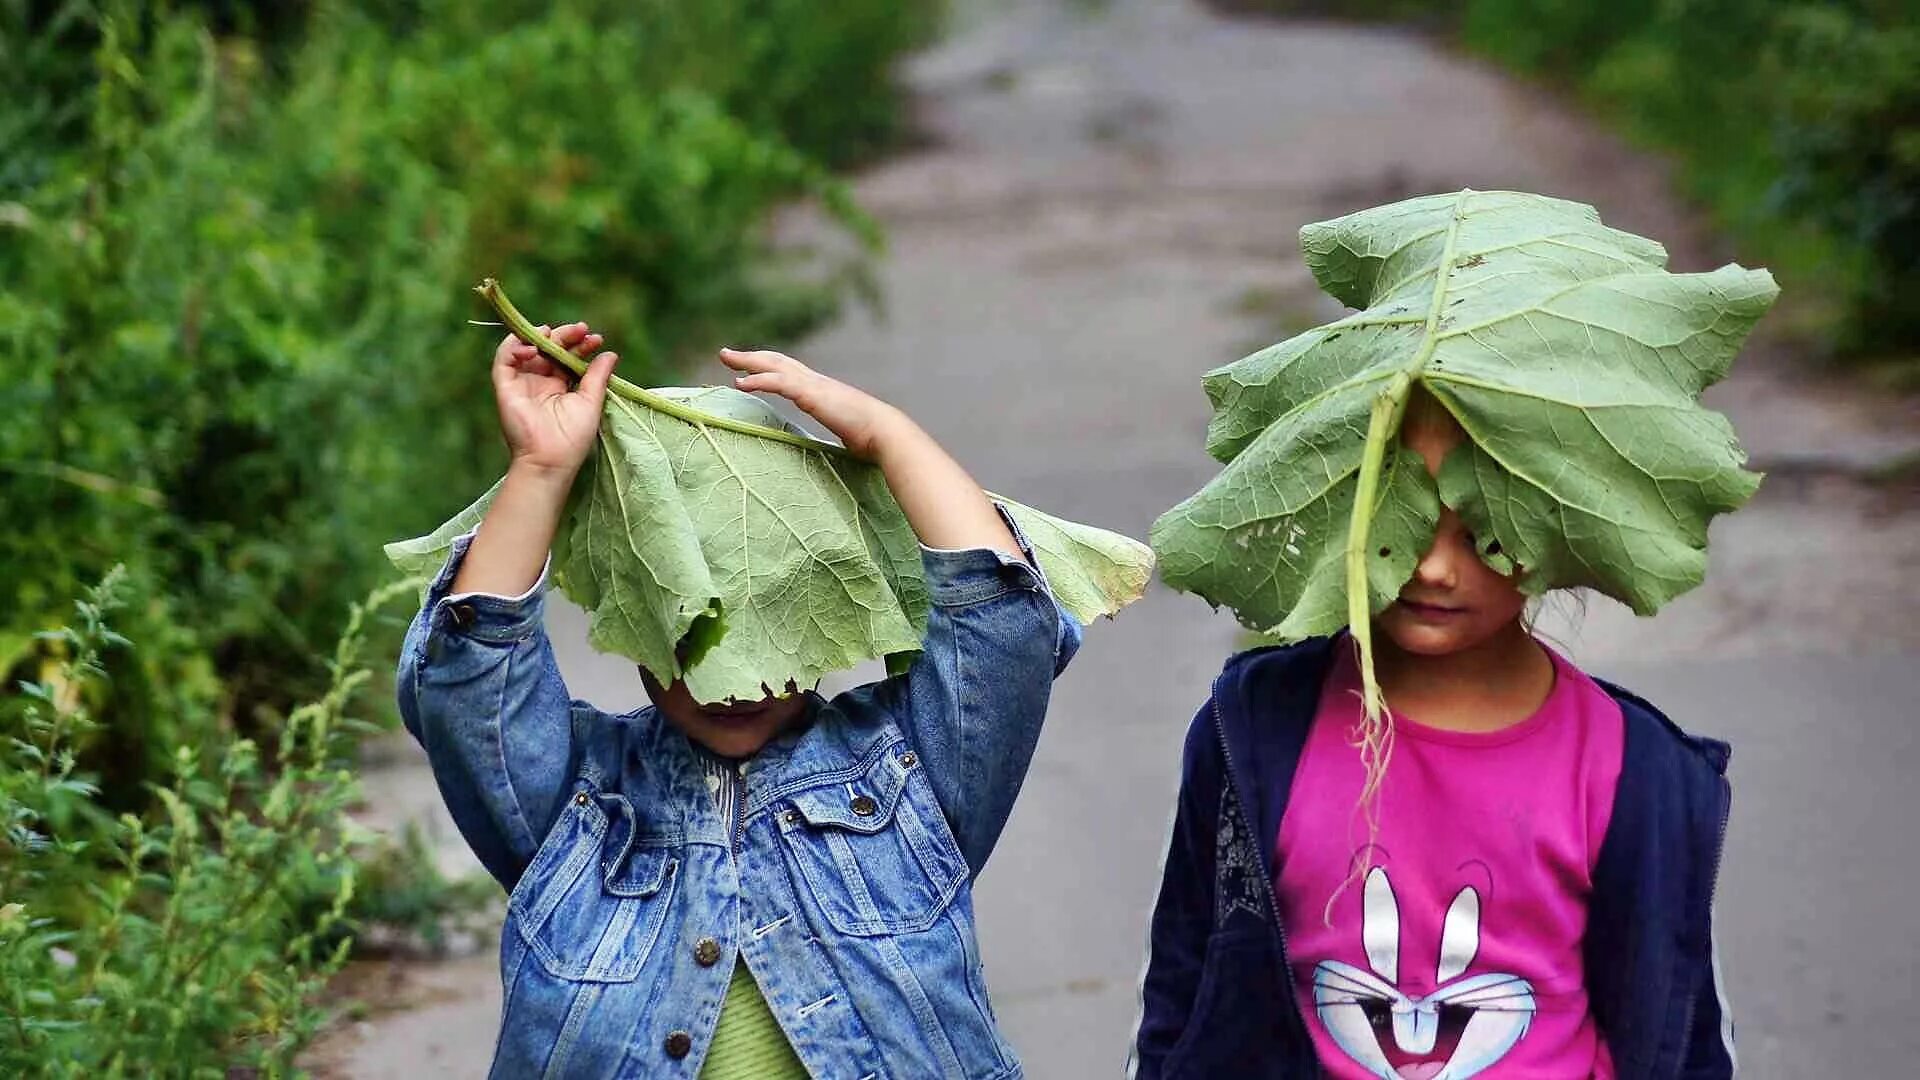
[1525,588,1590,654]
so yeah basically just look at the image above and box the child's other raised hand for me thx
[492,323,618,476]
[719,347,1020,557]
[719,348,904,461]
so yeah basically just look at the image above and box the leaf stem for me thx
[1343,189,1472,797]
[475,278,854,459]
[1344,383,1400,724]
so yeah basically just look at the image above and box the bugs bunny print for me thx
[1312,867,1537,1080]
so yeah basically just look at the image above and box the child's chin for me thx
[1380,616,1482,656]
[690,729,775,759]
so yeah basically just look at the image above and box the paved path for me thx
[309,2,1920,1076]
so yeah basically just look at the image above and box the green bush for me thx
[1204,0,1920,368]
[1768,8,1920,355]
[0,571,405,1075]
[1459,0,1920,364]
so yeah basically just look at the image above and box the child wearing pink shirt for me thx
[1131,393,1735,1080]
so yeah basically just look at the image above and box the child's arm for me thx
[396,324,617,889]
[719,348,1080,873]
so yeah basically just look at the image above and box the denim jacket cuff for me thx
[425,529,551,643]
[918,502,1051,607]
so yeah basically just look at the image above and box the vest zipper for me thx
[731,762,747,855]
[1673,773,1733,1069]
[1210,677,1311,1048]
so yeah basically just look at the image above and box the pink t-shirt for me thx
[1274,643,1624,1080]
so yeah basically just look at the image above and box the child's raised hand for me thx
[719,348,903,461]
[492,323,618,476]
[720,347,1020,557]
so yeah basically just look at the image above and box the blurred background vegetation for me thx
[1211,0,1920,378]
[0,0,936,1069]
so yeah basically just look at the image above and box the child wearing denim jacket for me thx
[399,323,1080,1078]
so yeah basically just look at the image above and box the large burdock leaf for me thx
[388,281,1152,704]
[1151,189,1775,725]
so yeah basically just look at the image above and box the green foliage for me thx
[0,572,410,1076]
[1454,0,1919,364]
[1207,0,1920,367]
[1768,8,1920,354]
[390,289,1153,704]
[346,823,496,957]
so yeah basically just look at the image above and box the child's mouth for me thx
[1396,599,1466,622]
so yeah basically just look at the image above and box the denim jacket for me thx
[397,523,1082,1079]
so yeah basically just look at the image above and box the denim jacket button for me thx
[899,751,918,769]
[850,794,878,817]
[573,792,589,808]
[693,937,721,967]
[448,602,476,628]
[664,1030,693,1059]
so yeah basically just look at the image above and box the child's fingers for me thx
[717,347,801,376]
[514,323,581,350]
[715,347,759,373]
[733,371,798,398]
[503,324,596,376]
[577,351,619,408]
[511,351,559,378]
[505,325,548,362]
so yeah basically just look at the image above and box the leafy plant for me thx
[1769,8,1920,356]
[1151,190,1774,769]
[346,823,496,957]
[0,572,416,1076]
[1215,0,1919,368]
[389,281,1154,704]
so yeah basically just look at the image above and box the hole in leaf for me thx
[1485,540,1502,556]
[1377,546,1391,558]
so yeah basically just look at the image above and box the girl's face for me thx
[1375,401,1530,657]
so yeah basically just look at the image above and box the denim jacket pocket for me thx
[508,786,678,983]
[776,745,969,938]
